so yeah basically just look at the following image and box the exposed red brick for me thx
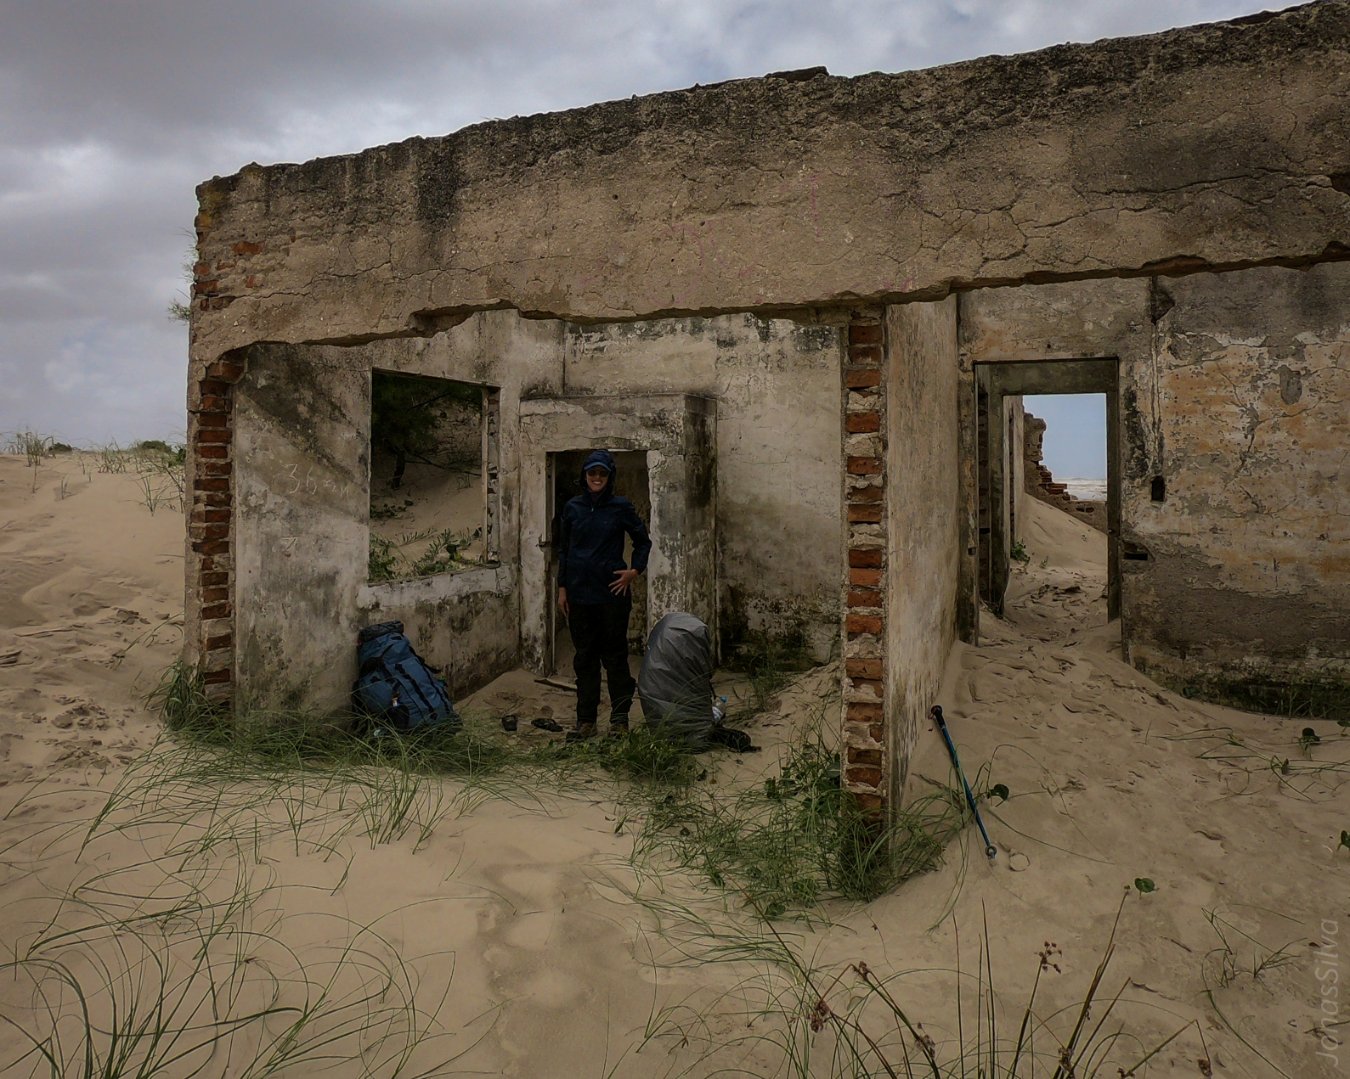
[848,323,883,346]
[207,296,235,311]
[201,571,229,588]
[244,274,262,288]
[869,724,884,742]
[198,394,229,412]
[844,411,881,434]
[847,344,882,366]
[849,548,884,568]
[192,279,221,297]
[193,475,228,492]
[201,602,232,620]
[847,701,884,723]
[198,460,233,478]
[850,791,885,812]
[204,634,232,651]
[192,261,211,277]
[202,492,232,509]
[847,504,883,523]
[199,379,229,397]
[213,259,236,272]
[846,614,883,636]
[195,428,230,445]
[231,240,264,256]
[846,658,884,680]
[202,587,229,603]
[847,588,881,608]
[844,367,883,389]
[206,358,244,381]
[844,764,883,788]
[202,668,232,685]
[849,485,883,503]
[848,747,883,767]
[849,567,883,587]
[846,456,883,475]
[196,445,229,460]
[197,412,229,429]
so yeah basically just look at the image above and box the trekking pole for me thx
[930,705,997,861]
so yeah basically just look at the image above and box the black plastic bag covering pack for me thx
[638,612,715,750]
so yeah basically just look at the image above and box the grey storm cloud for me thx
[0,0,1302,446]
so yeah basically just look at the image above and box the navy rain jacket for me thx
[558,450,652,606]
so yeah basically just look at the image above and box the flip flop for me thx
[532,718,564,733]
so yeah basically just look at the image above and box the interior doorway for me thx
[973,359,1120,633]
[546,449,652,678]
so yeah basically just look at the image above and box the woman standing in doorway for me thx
[557,449,652,740]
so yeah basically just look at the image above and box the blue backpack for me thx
[352,621,460,733]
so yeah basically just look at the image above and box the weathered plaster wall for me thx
[230,311,561,712]
[958,278,1148,630]
[562,314,843,659]
[189,4,1348,366]
[883,299,960,803]
[1136,263,1350,702]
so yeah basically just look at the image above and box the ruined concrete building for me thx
[186,3,1349,812]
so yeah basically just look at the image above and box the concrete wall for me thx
[883,300,960,802]
[231,311,561,712]
[188,4,1348,363]
[561,314,843,660]
[1136,263,1350,705]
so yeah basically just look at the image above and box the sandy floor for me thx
[369,455,486,574]
[0,450,1345,1077]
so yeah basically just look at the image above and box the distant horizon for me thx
[1024,394,1107,482]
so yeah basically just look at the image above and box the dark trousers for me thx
[568,601,635,726]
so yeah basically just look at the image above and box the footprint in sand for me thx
[51,702,111,731]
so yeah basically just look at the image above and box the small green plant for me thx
[1010,539,1031,563]
[742,894,1195,1078]
[368,535,400,582]
[97,442,130,473]
[1133,877,1156,894]
[729,627,815,714]
[640,730,962,917]
[8,429,54,466]
[1299,726,1321,752]
[370,498,413,521]
[1202,907,1299,988]
[1338,830,1349,853]
[410,528,471,576]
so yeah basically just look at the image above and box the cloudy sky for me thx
[0,1,1301,474]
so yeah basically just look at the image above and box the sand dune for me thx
[0,451,1344,1077]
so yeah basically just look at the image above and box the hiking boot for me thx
[607,720,630,739]
[565,722,597,744]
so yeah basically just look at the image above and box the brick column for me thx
[842,309,888,813]
[188,352,242,702]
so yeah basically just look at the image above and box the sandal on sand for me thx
[532,718,564,733]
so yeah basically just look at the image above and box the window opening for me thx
[367,369,495,583]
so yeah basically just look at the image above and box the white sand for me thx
[0,451,1344,1077]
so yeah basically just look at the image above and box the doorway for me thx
[973,359,1120,631]
[546,449,652,678]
